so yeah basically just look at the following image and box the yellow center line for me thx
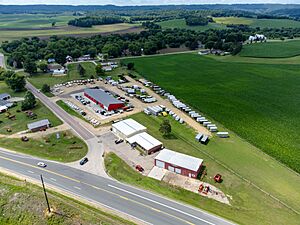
[0,155,195,225]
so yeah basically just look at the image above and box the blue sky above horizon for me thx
[0,0,300,5]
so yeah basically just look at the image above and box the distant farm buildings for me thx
[248,34,267,43]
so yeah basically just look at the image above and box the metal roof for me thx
[155,149,203,172]
[126,132,162,151]
[0,100,13,107]
[0,93,10,99]
[27,119,50,130]
[112,119,146,137]
[84,88,123,108]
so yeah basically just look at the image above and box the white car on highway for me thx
[37,162,47,168]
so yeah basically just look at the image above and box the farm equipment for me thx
[135,165,144,172]
[21,136,29,142]
[198,184,210,194]
[214,174,222,183]
[198,184,204,192]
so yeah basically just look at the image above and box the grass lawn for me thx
[56,100,87,122]
[122,54,300,175]
[0,81,26,97]
[240,40,300,58]
[27,62,96,89]
[158,19,227,31]
[0,173,133,225]
[0,131,87,162]
[0,100,62,135]
[0,23,137,43]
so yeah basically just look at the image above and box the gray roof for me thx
[0,93,10,99]
[27,119,50,130]
[0,100,13,107]
[84,88,123,107]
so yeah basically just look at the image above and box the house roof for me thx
[47,64,63,70]
[84,88,123,108]
[126,132,162,151]
[0,93,10,99]
[155,149,203,172]
[112,119,146,137]
[0,100,13,107]
[27,119,50,130]
[0,105,7,111]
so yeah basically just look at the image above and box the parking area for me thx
[100,131,158,175]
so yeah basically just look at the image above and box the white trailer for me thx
[217,132,229,138]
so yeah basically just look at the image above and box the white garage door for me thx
[175,168,181,174]
[168,166,175,172]
[156,160,165,168]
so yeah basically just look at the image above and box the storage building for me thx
[126,132,162,155]
[27,119,50,132]
[155,149,203,178]
[112,118,146,139]
[0,93,11,101]
[84,88,124,111]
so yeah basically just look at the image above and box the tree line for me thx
[68,16,125,27]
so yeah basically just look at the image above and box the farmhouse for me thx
[52,69,66,75]
[47,64,64,72]
[155,149,203,178]
[126,132,162,155]
[112,118,147,139]
[27,119,51,132]
[84,88,124,111]
[0,93,11,101]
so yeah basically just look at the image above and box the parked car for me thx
[37,162,47,168]
[135,165,144,172]
[79,157,88,165]
[115,139,124,144]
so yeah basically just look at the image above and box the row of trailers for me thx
[167,95,218,132]
[144,105,185,124]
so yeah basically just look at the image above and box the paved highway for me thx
[0,149,234,225]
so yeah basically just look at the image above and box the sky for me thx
[0,0,300,5]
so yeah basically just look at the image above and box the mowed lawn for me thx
[240,40,300,58]
[123,54,300,174]
[105,113,300,225]
[27,62,96,89]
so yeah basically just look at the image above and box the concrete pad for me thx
[148,166,167,181]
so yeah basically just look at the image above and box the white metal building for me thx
[126,132,162,155]
[112,119,146,139]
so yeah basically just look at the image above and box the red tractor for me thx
[214,174,222,183]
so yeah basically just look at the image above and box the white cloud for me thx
[0,0,300,5]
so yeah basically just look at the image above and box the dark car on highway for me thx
[80,157,88,165]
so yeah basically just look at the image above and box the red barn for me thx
[155,149,203,178]
[84,88,124,111]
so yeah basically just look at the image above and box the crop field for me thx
[123,54,300,174]
[0,13,77,29]
[240,40,300,58]
[27,62,96,89]
[105,112,300,225]
[158,19,227,31]
[0,23,138,43]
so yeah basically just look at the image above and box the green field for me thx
[0,131,87,162]
[0,23,137,43]
[0,13,78,29]
[0,173,133,225]
[27,62,96,89]
[159,17,300,32]
[123,54,300,174]
[105,113,300,225]
[158,19,227,31]
[214,16,300,29]
[240,40,300,58]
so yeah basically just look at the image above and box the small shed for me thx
[27,119,51,132]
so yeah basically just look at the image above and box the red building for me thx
[155,149,203,178]
[84,88,124,111]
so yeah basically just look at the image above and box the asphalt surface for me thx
[0,149,234,225]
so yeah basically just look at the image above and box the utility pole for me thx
[40,174,51,213]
